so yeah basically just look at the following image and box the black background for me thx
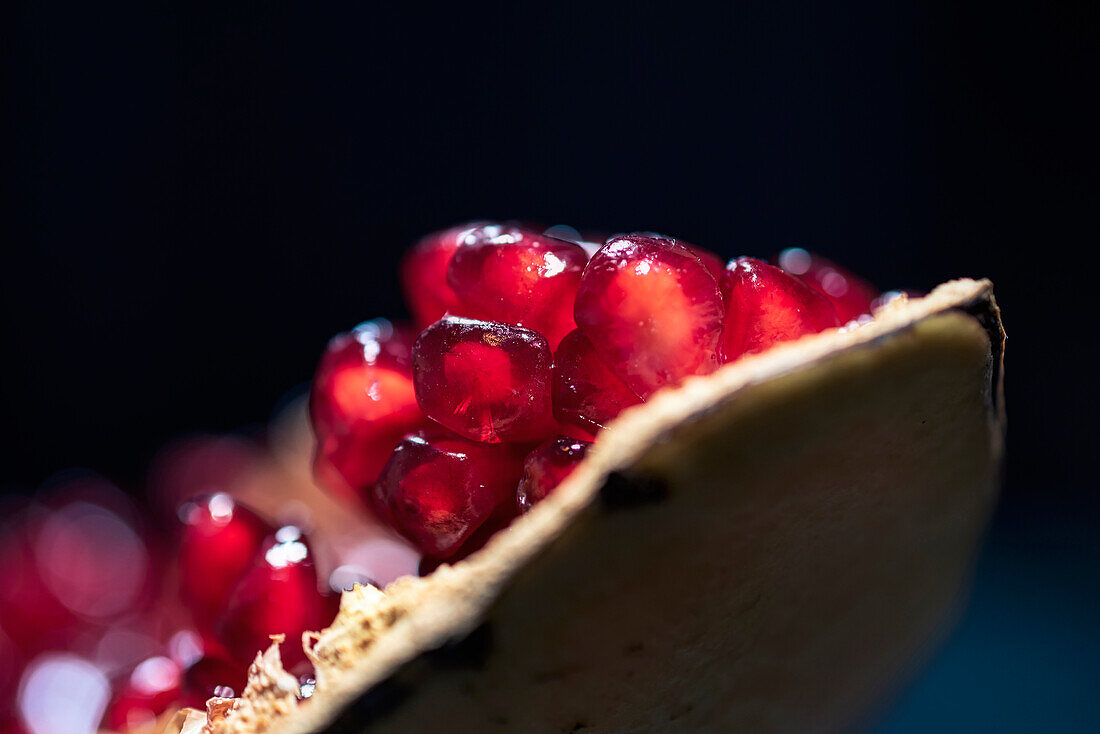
[2,2,1095,730]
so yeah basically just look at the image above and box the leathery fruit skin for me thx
[574,233,724,398]
[412,316,556,444]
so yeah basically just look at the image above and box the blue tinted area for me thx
[871,507,1100,733]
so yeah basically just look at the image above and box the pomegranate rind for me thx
[176,278,1005,734]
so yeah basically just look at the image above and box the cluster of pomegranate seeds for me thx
[312,223,882,565]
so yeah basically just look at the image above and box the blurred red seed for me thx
[146,435,263,524]
[308,320,425,504]
[178,494,273,632]
[720,257,841,362]
[215,526,338,671]
[103,656,181,732]
[401,223,489,329]
[412,317,556,444]
[775,248,878,323]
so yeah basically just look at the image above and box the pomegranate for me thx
[720,257,841,362]
[574,233,724,398]
[178,494,273,632]
[215,526,338,671]
[447,224,587,348]
[775,247,878,323]
[412,317,556,444]
[516,437,592,512]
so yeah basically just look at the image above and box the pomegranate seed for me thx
[309,320,425,500]
[401,223,487,328]
[0,511,78,653]
[0,628,22,717]
[412,317,556,443]
[146,435,262,524]
[103,656,182,732]
[181,651,248,707]
[215,526,338,671]
[720,257,841,362]
[178,494,272,631]
[517,437,592,512]
[552,329,642,434]
[371,431,525,558]
[447,224,587,347]
[574,233,724,398]
[776,248,878,322]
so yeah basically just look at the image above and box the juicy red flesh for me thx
[181,650,248,707]
[215,526,339,671]
[401,223,487,329]
[104,656,182,732]
[776,248,878,323]
[552,329,642,434]
[372,431,525,558]
[574,233,724,398]
[720,257,841,362]
[413,317,556,443]
[447,225,588,348]
[517,437,592,512]
[178,494,273,632]
[309,320,425,503]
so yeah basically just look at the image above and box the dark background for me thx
[2,2,1095,730]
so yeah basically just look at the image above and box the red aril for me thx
[215,526,338,672]
[103,656,181,732]
[412,317,556,444]
[552,329,642,434]
[517,437,592,512]
[447,224,587,347]
[776,248,878,323]
[178,494,272,632]
[720,257,841,362]
[0,509,77,653]
[181,650,248,707]
[574,234,724,398]
[309,320,425,501]
[371,431,526,559]
[401,223,487,329]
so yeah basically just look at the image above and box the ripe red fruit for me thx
[447,225,587,347]
[552,329,642,434]
[178,494,273,632]
[574,234,724,398]
[776,248,878,323]
[372,431,526,558]
[412,317,556,443]
[517,437,592,512]
[401,223,487,328]
[103,656,182,732]
[0,510,78,652]
[181,651,248,707]
[720,257,841,362]
[216,526,338,672]
[309,320,425,501]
